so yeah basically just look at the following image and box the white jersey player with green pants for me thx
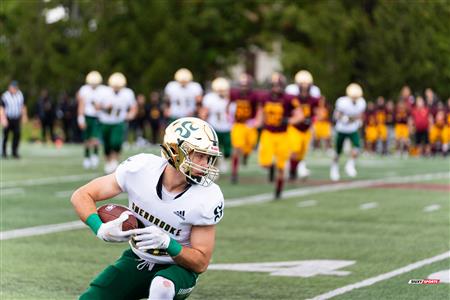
[98,72,137,174]
[330,83,366,181]
[71,117,224,299]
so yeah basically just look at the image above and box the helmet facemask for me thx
[161,140,221,187]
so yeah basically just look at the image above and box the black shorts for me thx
[415,130,428,145]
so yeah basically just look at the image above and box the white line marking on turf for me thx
[2,173,99,188]
[1,172,448,240]
[226,172,449,207]
[0,221,85,240]
[308,251,450,300]
[423,204,441,213]
[1,188,25,195]
[297,200,318,208]
[359,202,378,210]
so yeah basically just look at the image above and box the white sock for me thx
[148,276,175,300]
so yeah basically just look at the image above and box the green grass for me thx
[1,143,449,299]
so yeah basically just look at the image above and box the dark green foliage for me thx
[1,0,449,106]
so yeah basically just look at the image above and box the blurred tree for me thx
[1,0,449,109]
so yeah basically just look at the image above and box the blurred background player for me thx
[77,71,106,169]
[229,73,259,184]
[394,99,411,157]
[255,73,303,198]
[330,83,366,181]
[164,68,203,123]
[1,80,28,159]
[285,70,320,180]
[98,72,137,174]
[411,96,430,156]
[364,101,377,154]
[399,85,415,109]
[428,101,448,156]
[375,96,388,155]
[200,77,232,173]
[312,96,332,153]
[385,99,396,153]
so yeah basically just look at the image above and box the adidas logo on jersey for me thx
[173,210,186,220]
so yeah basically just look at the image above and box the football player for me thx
[364,101,378,153]
[98,72,137,174]
[312,96,332,153]
[330,83,366,181]
[429,101,447,155]
[375,96,389,155]
[394,99,411,157]
[285,70,320,180]
[77,71,108,169]
[229,73,259,184]
[164,68,203,123]
[201,77,232,172]
[255,73,303,198]
[71,117,224,300]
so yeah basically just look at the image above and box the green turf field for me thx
[1,143,449,299]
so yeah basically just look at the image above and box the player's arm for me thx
[126,102,138,121]
[76,92,86,129]
[253,104,264,128]
[0,102,7,127]
[71,173,122,222]
[288,106,304,125]
[71,173,132,242]
[172,225,216,273]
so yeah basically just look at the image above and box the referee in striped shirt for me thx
[1,81,28,159]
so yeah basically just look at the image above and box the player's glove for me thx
[96,212,132,243]
[130,226,170,251]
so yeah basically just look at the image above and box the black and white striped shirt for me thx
[1,90,25,119]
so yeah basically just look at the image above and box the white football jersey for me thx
[285,84,321,98]
[334,96,367,133]
[78,84,109,117]
[115,153,224,264]
[164,81,203,118]
[202,92,232,132]
[98,87,136,124]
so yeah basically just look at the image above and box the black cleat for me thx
[231,174,238,184]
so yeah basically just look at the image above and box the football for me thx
[97,204,139,231]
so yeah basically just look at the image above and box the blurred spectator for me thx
[147,91,164,145]
[428,101,447,155]
[425,88,438,107]
[36,88,55,143]
[57,91,78,143]
[364,101,377,153]
[411,96,430,156]
[1,81,28,159]
[129,93,148,147]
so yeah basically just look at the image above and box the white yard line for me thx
[359,202,378,210]
[1,171,448,241]
[423,204,441,213]
[0,221,85,240]
[1,188,25,195]
[308,251,450,300]
[297,200,318,208]
[2,173,99,188]
[226,172,449,207]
